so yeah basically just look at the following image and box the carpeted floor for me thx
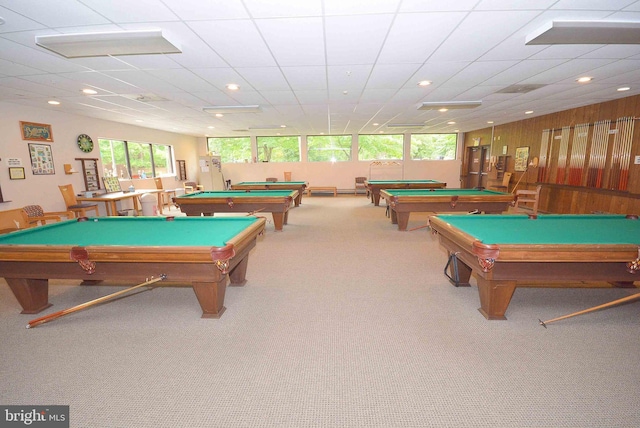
[1,196,639,427]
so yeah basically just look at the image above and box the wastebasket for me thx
[140,193,157,216]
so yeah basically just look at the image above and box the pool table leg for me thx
[228,255,249,287]
[395,212,411,231]
[5,278,53,314]
[271,213,284,231]
[476,277,516,320]
[192,280,226,319]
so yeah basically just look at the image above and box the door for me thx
[465,146,489,188]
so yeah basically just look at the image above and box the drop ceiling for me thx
[2,0,640,137]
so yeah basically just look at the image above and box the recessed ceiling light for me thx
[48,100,60,105]
[447,121,456,125]
[576,76,592,83]
[135,119,143,122]
[487,121,494,124]
[215,113,223,118]
[226,83,240,91]
[617,86,631,92]
[280,125,286,128]
[207,126,215,129]
[525,111,534,115]
[373,123,379,126]
[82,88,97,95]
[418,80,432,87]
[438,108,448,112]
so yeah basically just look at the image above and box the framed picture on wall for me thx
[9,167,25,180]
[28,143,55,175]
[515,146,530,172]
[20,121,53,142]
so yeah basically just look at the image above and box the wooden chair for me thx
[492,172,513,192]
[155,178,176,208]
[266,177,278,182]
[354,176,367,195]
[22,205,73,226]
[58,184,100,218]
[0,208,31,234]
[513,185,542,215]
[183,181,203,193]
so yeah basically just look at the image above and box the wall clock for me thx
[77,134,94,153]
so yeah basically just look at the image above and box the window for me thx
[207,137,252,163]
[257,136,300,162]
[358,134,403,161]
[411,134,457,160]
[98,139,174,179]
[307,135,352,162]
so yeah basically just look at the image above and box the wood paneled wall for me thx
[463,94,640,215]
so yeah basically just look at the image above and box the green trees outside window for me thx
[257,136,300,162]
[307,135,352,162]
[411,134,457,160]
[358,134,404,160]
[99,139,174,179]
[207,137,252,163]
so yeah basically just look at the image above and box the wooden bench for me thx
[307,186,337,196]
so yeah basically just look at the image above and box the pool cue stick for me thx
[26,274,167,329]
[539,292,640,328]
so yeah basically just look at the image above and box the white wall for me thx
[0,102,199,214]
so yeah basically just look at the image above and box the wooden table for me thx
[76,189,163,216]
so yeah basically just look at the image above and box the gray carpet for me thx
[1,196,639,427]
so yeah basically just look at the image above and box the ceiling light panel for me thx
[203,105,262,114]
[35,29,181,58]
[418,101,482,110]
[526,21,640,45]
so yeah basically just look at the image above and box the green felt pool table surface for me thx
[230,182,308,207]
[428,214,640,320]
[0,216,266,319]
[434,214,640,245]
[380,189,514,231]
[365,179,447,205]
[173,190,297,231]
[0,216,259,247]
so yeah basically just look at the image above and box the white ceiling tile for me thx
[235,67,290,91]
[79,0,179,23]
[378,12,467,64]
[243,0,322,18]
[189,20,277,67]
[324,0,401,15]
[256,18,325,67]
[366,64,422,89]
[0,0,110,27]
[325,14,394,65]
[430,11,541,62]
[162,0,249,20]
[281,66,327,90]
[400,0,481,12]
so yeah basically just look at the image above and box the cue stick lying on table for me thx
[539,292,640,328]
[26,274,167,329]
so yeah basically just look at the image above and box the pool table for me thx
[429,214,640,320]
[231,181,308,206]
[0,216,266,319]
[365,180,446,206]
[380,189,514,231]
[173,190,297,231]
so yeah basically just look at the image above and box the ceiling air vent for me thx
[496,84,547,94]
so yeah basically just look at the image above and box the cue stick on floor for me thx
[26,274,167,329]
[539,292,640,328]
